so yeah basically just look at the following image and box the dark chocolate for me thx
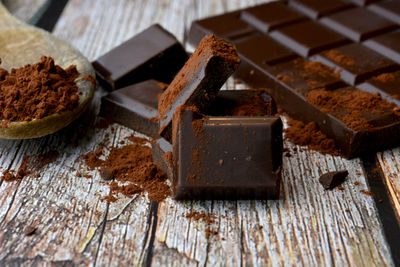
[320,7,397,42]
[151,138,173,179]
[158,35,240,141]
[172,107,282,200]
[188,1,400,158]
[288,0,354,19]
[99,80,164,138]
[364,31,400,64]
[368,1,400,25]
[93,24,188,90]
[319,170,348,190]
[311,43,399,85]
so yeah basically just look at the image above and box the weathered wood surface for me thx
[2,0,46,22]
[0,0,397,266]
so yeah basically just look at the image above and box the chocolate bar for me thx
[158,35,240,140]
[151,138,173,178]
[99,80,166,138]
[93,24,188,90]
[172,107,282,200]
[188,1,400,158]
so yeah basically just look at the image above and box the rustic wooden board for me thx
[0,0,397,266]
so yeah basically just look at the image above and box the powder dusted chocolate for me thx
[83,136,171,202]
[158,34,240,140]
[0,56,80,127]
[284,118,339,155]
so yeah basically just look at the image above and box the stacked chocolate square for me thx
[94,24,283,200]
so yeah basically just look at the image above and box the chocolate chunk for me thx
[319,170,348,190]
[158,35,240,141]
[172,107,282,200]
[269,20,350,57]
[241,2,305,32]
[100,169,113,181]
[320,8,397,42]
[312,43,399,85]
[100,80,164,138]
[364,31,400,64]
[151,138,173,179]
[288,0,354,19]
[188,2,400,158]
[24,226,37,236]
[93,24,188,90]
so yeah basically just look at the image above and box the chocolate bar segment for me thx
[269,20,349,56]
[241,2,305,32]
[288,0,353,19]
[320,8,398,42]
[188,11,256,44]
[100,80,165,138]
[311,43,399,85]
[93,24,188,90]
[158,35,240,140]
[368,1,400,25]
[172,107,282,200]
[363,31,400,64]
[152,138,173,179]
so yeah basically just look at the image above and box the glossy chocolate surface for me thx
[172,108,282,200]
[99,80,164,138]
[369,1,400,24]
[93,24,188,90]
[188,0,400,158]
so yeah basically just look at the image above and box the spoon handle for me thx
[0,3,24,29]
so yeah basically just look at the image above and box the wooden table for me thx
[1,0,399,266]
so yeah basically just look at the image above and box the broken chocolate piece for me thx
[100,169,113,181]
[172,107,282,199]
[151,138,173,179]
[319,170,348,190]
[99,80,164,138]
[93,24,188,90]
[158,35,240,141]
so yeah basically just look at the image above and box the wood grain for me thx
[0,0,396,266]
[3,0,46,22]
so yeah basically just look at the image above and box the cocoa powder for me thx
[83,135,171,202]
[324,49,355,66]
[284,118,339,155]
[0,56,81,127]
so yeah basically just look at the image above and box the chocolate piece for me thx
[241,2,305,32]
[269,20,349,57]
[319,170,348,190]
[357,71,400,106]
[188,11,256,45]
[207,90,277,116]
[234,34,298,65]
[368,1,400,25]
[347,0,380,7]
[288,0,353,19]
[320,8,398,42]
[363,31,400,64]
[100,169,113,181]
[158,35,240,141]
[172,107,282,200]
[93,24,188,90]
[311,43,399,85]
[151,138,173,178]
[188,2,400,158]
[99,80,164,138]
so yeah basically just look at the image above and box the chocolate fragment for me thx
[172,107,282,200]
[24,226,37,236]
[151,138,173,179]
[99,80,164,138]
[93,24,188,90]
[319,170,348,190]
[100,169,113,181]
[158,35,240,141]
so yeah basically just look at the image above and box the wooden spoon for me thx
[0,3,95,139]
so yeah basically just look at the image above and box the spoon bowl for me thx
[0,3,95,139]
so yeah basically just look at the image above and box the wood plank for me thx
[0,0,396,266]
[3,0,46,22]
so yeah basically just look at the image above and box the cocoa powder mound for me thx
[0,56,80,127]
[284,119,339,155]
[306,88,399,131]
[83,136,171,202]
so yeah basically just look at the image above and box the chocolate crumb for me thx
[24,226,37,236]
[319,170,348,190]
